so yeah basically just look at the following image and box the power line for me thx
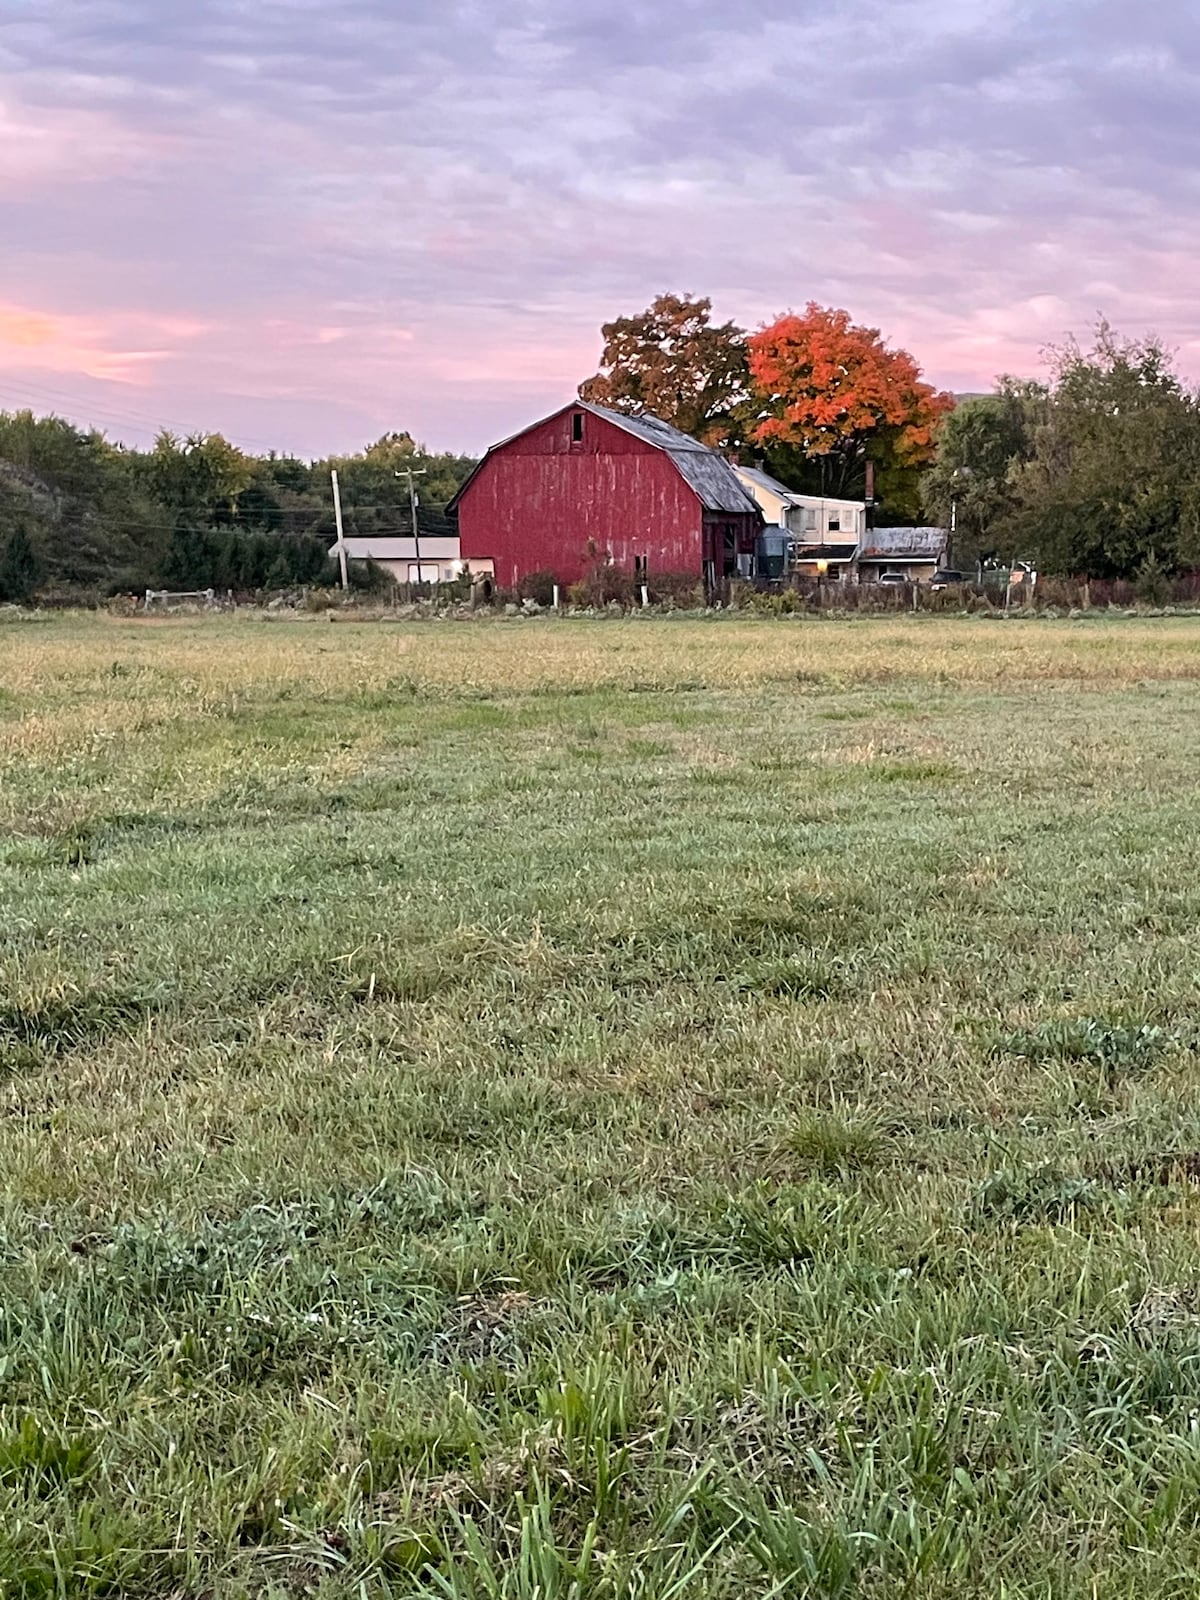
[0,509,450,534]
[0,489,457,536]
[0,492,456,528]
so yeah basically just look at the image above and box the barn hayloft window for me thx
[571,411,584,442]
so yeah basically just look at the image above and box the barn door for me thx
[722,523,737,577]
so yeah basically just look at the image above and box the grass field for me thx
[4,611,1200,1598]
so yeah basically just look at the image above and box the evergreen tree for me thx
[162,519,214,589]
[0,523,42,603]
[264,552,293,590]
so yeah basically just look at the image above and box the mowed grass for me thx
[2,610,1200,1598]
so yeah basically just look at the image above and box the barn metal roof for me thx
[579,403,760,515]
[858,526,947,560]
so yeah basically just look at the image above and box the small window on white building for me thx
[828,514,841,533]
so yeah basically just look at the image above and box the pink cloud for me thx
[0,301,208,386]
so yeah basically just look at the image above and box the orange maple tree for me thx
[749,304,953,487]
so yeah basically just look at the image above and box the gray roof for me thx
[581,402,759,516]
[735,465,866,512]
[859,526,947,560]
[734,463,804,503]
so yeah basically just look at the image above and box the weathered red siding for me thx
[458,406,708,587]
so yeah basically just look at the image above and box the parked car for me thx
[877,571,909,586]
[930,568,966,590]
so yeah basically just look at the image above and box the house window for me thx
[571,412,584,443]
[828,514,840,533]
[803,507,817,532]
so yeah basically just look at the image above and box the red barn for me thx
[449,401,761,590]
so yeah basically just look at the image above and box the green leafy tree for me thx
[921,386,1044,566]
[1135,551,1172,604]
[318,434,475,544]
[262,453,314,495]
[264,552,293,590]
[229,482,282,532]
[1004,324,1200,577]
[140,432,253,524]
[0,411,166,590]
[290,536,329,585]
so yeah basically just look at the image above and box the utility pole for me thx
[395,468,427,587]
[330,469,349,591]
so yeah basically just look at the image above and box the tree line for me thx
[921,324,1200,579]
[0,417,477,602]
[581,296,1200,581]
[2,301,1197,601]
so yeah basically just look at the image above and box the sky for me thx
[2,0,1199,457]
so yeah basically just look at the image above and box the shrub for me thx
[518,569,559,606]
[648,570,705,608]
[20,587,103,610]
[1034,577,1080,609]
[569,565,637,608]
[347,557,396,594]
[741,586,808,615]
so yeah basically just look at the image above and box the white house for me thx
[734,464,866,579]
[333,536,465,585]
[733,465,867,544]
